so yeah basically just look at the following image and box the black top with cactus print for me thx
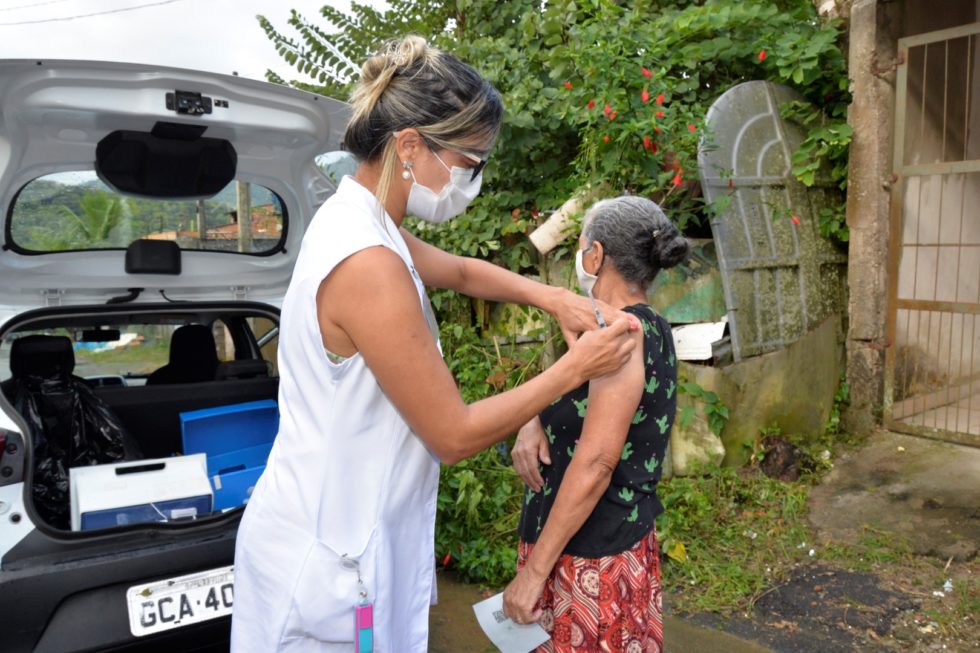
[518,304,676,557]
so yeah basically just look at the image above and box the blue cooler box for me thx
[180,400,279,511]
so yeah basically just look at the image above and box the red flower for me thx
[654,127,661,134]
[609,110,617,120]
[758,49,767,62]
[727,179,734,189]
[442,552,451,566]
[641,89,650,103]
[643,135,652,150]
[604,103,612,116]
[651,142,658,153]
[791,215,801,225]
[672,160,681,171]
[656,93,665,105]
[587,99,596,110]
[564,81,573,90]
[603,135,610,143]
[642,66,653,78]
[688,124,697,132]
[672,173,683,187]
[655,111,665,119]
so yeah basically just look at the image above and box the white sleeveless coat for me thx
[231,177,440,652]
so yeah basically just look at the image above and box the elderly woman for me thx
[505,196,691,653]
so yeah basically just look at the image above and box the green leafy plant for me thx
[58,190,127,244]
[825,374,851,438]
[782,100,853,244]
[743,424,783,466]
[432,316,549,584]
[436,450,523,586]
[678,381,730,437]
[264,0,851,254]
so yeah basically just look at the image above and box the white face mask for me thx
[406,151,483,224]
[575,247,599,295]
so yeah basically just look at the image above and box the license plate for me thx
[126,566,234,637]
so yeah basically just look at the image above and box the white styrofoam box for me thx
[69,454,213,531]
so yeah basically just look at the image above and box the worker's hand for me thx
[552,288,639,345]
[565,316,635,384]
[512,416,550,492]
[502,566,546,627]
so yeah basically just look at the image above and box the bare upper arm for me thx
[400,228,466,290]
[316,246,467,452]
[574,328,646,469]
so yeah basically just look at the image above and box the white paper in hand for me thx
[472,592,550,653]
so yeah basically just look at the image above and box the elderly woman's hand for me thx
[553,288,639,344]
[502,566,547,626]
[512,417,550,492]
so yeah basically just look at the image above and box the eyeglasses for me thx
[407,132,490,181]
[458,151,488,182]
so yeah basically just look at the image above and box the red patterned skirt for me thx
[516,529,663,653]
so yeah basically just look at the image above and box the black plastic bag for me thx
[11,374,138,530]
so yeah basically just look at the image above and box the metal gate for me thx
[885,22,980,447]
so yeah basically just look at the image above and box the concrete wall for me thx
[843,0,903,433]
[681,316,843,466]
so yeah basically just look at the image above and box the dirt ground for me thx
[808,430,979,562]
[682,560,977,653]
[679,430,979,653]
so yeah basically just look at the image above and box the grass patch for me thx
[819,527,915,572]
[656,463,812,614]
[920,574,980,642]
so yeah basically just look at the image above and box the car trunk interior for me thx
[0,303,280,533]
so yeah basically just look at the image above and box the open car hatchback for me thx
[0,60,350,652]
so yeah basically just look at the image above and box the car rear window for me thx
[8,171,285,254]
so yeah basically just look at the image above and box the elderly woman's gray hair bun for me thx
[582,195,691,288]
[651,223,691,270]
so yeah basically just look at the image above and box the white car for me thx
[0,59,349,652]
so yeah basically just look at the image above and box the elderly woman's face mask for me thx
[575,245,600,294]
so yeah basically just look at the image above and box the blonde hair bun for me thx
[350,36,435,127]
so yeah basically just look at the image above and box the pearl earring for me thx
[401,161,413,180]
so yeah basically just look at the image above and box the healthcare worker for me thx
[231,35,638,653]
